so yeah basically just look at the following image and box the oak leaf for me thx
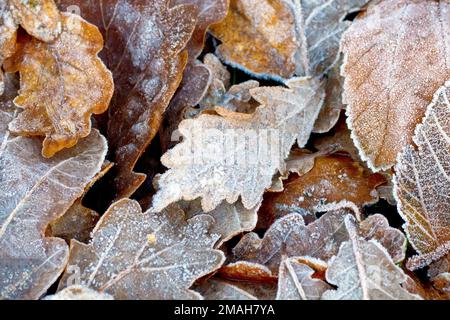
[322,216,420,300]
[0,122,108,300]
[57,199,225,299]
[341,0,450,170]
[393,81,450,270]
[152,77,324,212]
[4,13,114,157]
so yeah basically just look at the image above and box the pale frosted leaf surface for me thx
[0,130,108,299]
[44,285,113,300]
[393,81,450,270]
[341,0,450,170]
[0,73,19,144]
[196,279,258,300]
[209,0,300,80]
[9,0,61,42]
[182,200,259,248]
[322,216,420,300]
[58,199,225,300]
[152,77,324,212]
[276,257,331,300]
[359,214,406,264]
[57,0,197,199]
[4,13,114,158]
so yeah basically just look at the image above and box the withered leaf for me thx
[260,155,385,222]
[322,216,420,300]
[276,257,331,300]
[196,279,258,300]
[218,261,277,283]
[44,285,113,300]
[10,0,61,42]
[0,127,108,299]
[4,13,114,158]
[57,0,197,199]
[152,77,324,212]
[0,2,17,95]
[341,0,450,170]
[393,81,450,270]
[57,199,225,299]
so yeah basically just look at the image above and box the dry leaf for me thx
[209,0,300,80]
[10,0,61,42]
[393,80,450,270]
[341,0,450,170]
[152,77,324,212]
[0,124,108,299]
[218,261,277,283]
[322,215,421,300]
[44,285,113,300]
[57,0,197,199]
[196,279,258,300]
[260,155,385,222]
[4,13,114,158]
[57,199,225,299]
[276,257,331,300]
[0,2,17,95]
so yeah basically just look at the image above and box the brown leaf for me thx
[0,2,17,95]
[57,0,197,199]
[218,261,277,283]
[393,80,450,270]
[0,111,108,301]
[341,0,450,170]
[4,13,114,157]
[57,199,225,299]
[322,215,420,300]
[259,155,386,223]
[152,77,325,212]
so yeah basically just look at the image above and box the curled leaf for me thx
[393,81,450,270]
[4,13,114,157]
[341,0,450,170]
[57,199,225,299]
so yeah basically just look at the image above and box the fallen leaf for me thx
[393,80,450,270]
[0,124,108,299]
[152,77,324,212]
[57,0,197,199]
[341,0,450,170]
[259,155,385,223]
[10,0,61,42]
[196,279,258,300]
[218,261,277,283]
[44,285,113,300]
[57,199,225,299]
[322,215,421,300]
[4,13,114,157]
[0,2,17,95]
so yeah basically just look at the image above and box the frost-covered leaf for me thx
[210,0,368,80]
[196,279,258,300]
[359,214,406,264]
[57,199,225,299]
[182,200,259,248]
[152,77,324,212]
[393,81,450,270]
[44,285,113,300]
[322,216,421,300]
[276,257,331,300]
[57,0,197,199]
[10,0,61,42]
[260,155,385,222]
[341,0,450,170]
[4,13,114,158]
[0,127,108,300]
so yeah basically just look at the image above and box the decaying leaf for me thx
[182,200,259,248]
[196,279,258,300]
[4,13,114,158]
[260,155,385,223]
[341,0,450,171]
[218,261,277,283]
[10,0,61,42]
[0,2,17,95]
[0,125,108,299]
[44,285,113,300]
[57,0,197,199]
[57,199,225,299]
[276,257,331,300]
[322,216,420,300]
[393,80,450,270]
[152,77,324,212]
